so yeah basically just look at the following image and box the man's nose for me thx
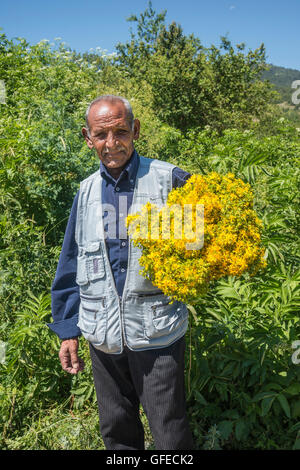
[106,131,117,147]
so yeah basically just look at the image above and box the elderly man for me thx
[48,95,194,450]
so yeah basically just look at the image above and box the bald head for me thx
[85,95,134,135]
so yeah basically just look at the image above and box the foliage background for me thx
[0,3,299,450]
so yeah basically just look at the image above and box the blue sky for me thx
[1,0,299,70]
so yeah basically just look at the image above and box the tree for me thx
[115,4,277,133]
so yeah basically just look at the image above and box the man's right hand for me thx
[59,338,85,374]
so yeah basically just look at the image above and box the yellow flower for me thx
[126,172,266,304]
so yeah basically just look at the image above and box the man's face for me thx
[82,100,140,176]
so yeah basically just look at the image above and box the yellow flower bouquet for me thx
[126,172,266,304]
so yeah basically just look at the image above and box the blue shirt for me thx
[48,150,191,339]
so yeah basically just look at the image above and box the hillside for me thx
[262,64,300,104]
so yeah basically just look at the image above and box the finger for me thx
[59,345,75,372]
[59,352,71,371]
[70,351,80,371]
[69,359,85,374]
[64,361,80,374]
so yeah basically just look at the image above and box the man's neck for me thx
[106,167,123,180]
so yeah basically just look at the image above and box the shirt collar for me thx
[100,149,139,185]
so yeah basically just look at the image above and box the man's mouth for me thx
[103,150,125,157]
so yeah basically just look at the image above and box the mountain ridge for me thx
[262,64,300,104]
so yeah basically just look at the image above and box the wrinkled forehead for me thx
[88,100,129,127]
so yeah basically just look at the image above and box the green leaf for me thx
[194,391,208,405]
[289,422,300,433]
[265,382,283,391]
[261,396,276,416]
[218,420,233,440]
[221,409,240,420]
[252,391,277,402]
[292,401,300,419]
[187,304,198,323]
[235,419,250,441]
[277,393,291,418]
[285,383,300,396]
[292,436,300,450]
[72,386,88,395]
[216,287,240,300]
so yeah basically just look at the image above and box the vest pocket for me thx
[76,243,105,286]
[86,255,105,281]
[77,296,107,345]
[141,295,187,339]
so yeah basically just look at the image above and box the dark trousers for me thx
[89,336,194,450]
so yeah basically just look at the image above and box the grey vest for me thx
[75,155,188,354]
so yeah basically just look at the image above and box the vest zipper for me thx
[120,233,132,350]
[119,295,126,347]
[101,238,126,350]
[119,171,139,350]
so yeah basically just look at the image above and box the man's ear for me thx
[82,127,94,149]
[133,119,140,141]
